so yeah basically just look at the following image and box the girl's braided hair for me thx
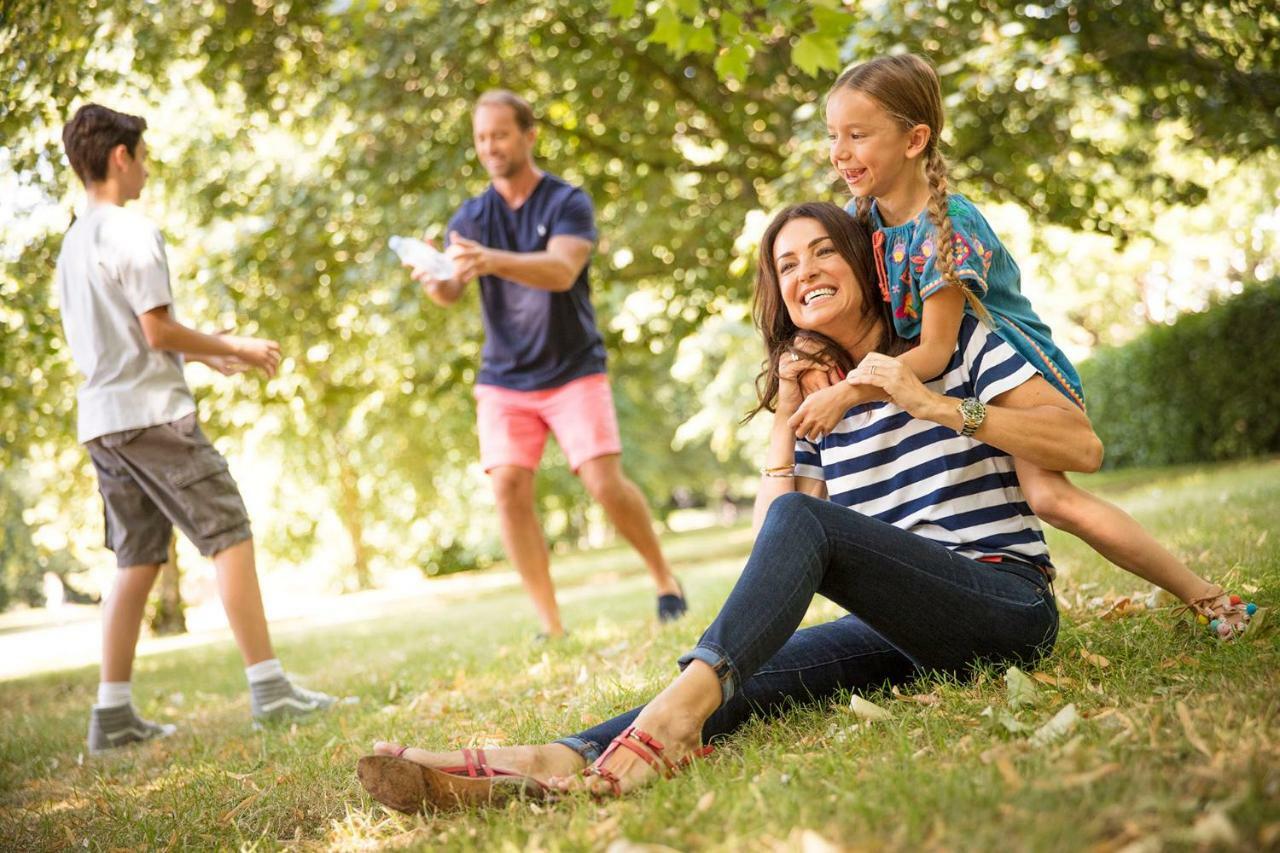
[831,54,992,325]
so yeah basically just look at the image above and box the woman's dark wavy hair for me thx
[747,202,911,420]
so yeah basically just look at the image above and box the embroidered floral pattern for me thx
[863,193,1084,406]
[871,230,891,303]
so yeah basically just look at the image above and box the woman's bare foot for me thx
[371,741,584,784]
[549,661,721,797]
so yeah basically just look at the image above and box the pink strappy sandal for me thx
[580,725,713,797]
[356,745,547,813]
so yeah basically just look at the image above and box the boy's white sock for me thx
[96,681,132,709]
[244,658,285,684]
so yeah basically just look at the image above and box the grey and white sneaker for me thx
[250,675,336,724]
[87,704,177,754]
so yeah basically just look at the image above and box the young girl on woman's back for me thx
[790,53,1252,637]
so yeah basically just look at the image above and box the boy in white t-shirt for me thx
[55,104,335,753]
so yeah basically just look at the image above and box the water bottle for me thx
[389,235,457,280]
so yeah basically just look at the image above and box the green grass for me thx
[2,460,1278,851]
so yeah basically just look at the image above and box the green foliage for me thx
[1079,281,1280,469]
[1,1,1277,594]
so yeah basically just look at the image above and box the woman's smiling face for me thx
[773,217,863,336]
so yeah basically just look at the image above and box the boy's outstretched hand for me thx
[202,355,252,376]
[221,334,281,378]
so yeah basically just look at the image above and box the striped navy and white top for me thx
[793,316,1052,570]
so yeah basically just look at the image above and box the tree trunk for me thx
[148,535,187,635]
[335,452,373,591]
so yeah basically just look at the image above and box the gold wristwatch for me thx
[957,396,987,437]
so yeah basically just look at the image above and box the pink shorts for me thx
[474,373,622,473]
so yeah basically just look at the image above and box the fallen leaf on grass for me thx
[221,790,265,823]
[994,755,1023,790]
[1028,703,1079,748]
[981,705,1031,734]
[849,695,892,722]
[1005,666,1040,709]
[1047,762,1120,789]
[586,815,621,843]
[1031,672,1073,687]
[771,828,843,853]
[891,685,940,705]
[1246,606,1270,636]
[695,791,715,813]
[1175,701,1212,757]
[605,841,681,853]
[1098,596,1140,621]
[1190,810,1239,846]
[1079,648,1111,668]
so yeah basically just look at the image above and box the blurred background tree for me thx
[1,0,1275,613]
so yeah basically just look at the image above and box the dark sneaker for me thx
[87,704,177,754]
[250,675,336,723]
[658,581,688,623]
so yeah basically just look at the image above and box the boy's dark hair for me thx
[61,104,147,185]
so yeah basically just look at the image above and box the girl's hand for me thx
[845,352,948,422]
[783,336,841,399]
[776,361,806,417]
[788,384,855,442]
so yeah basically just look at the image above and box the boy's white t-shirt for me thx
[56,200,195,443]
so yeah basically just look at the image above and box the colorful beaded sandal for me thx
[580,725,713,797]
[1183,589,1258,640]
[356,746,547,813]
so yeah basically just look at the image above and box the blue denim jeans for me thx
[557,492,1058,761]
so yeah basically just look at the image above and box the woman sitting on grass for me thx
[356,202,1104,810]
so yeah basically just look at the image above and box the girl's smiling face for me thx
[826,87,925,200]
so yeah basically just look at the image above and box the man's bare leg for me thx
[490,465,564,637]
[577,454,680,596]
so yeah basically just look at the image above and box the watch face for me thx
[959,397,985,435]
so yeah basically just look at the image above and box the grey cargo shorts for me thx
[86,413,252,567]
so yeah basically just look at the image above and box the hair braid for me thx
[853,195,872,223]
[925,148,991,326]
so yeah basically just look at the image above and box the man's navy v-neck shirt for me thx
[447,173,607,391]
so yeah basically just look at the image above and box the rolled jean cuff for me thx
[677,643,738,705]
[553,735,601,764]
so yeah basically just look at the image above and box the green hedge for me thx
[1077,280,1280,469]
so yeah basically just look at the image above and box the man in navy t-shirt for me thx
[409,90,685,637]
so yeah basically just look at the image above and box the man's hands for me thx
[404,231,489,286]
[405,232,471,304]
[447,231,493,282]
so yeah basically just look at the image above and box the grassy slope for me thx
[1,460,1277,851]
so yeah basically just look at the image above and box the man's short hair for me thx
[61,104,147,185]
[475,90,536,131]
